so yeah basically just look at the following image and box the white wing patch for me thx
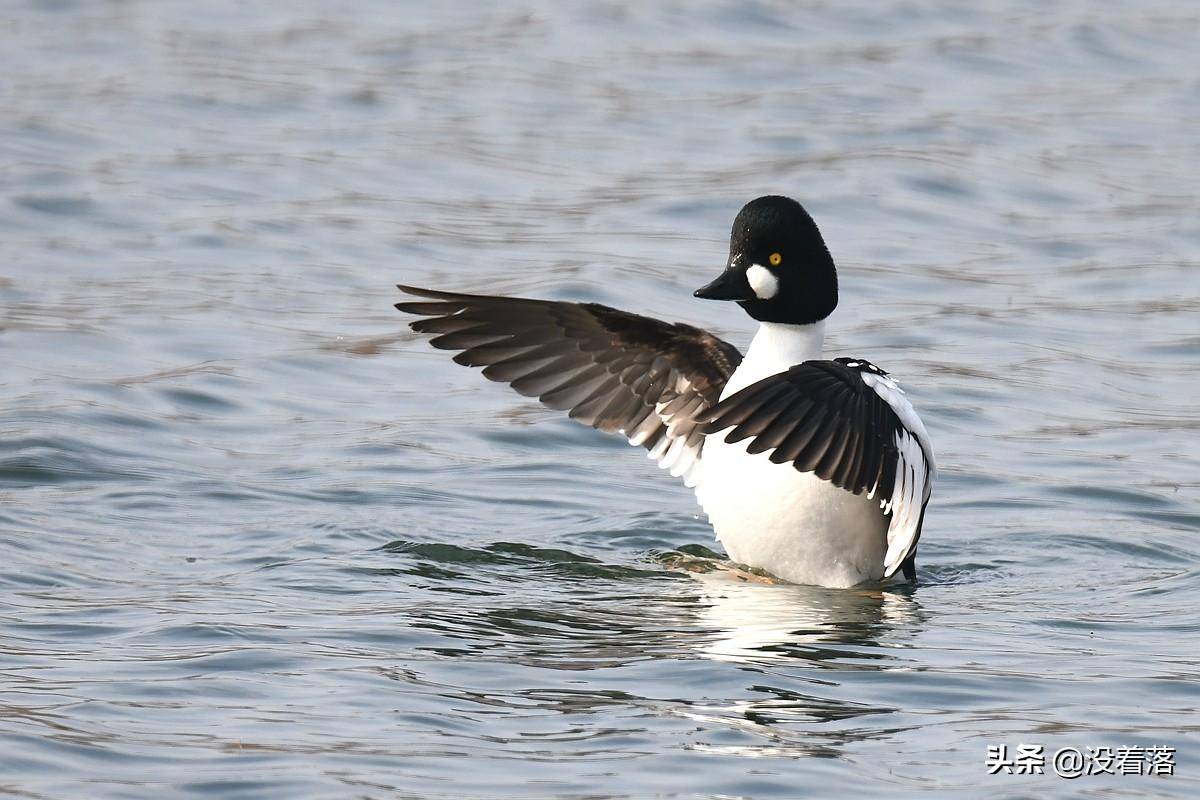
[860,370,936,577]
[620,371,706,487]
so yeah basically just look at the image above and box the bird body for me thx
[395,196,935,588]
[694,319,890,588]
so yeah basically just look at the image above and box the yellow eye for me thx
[768,252,782,266]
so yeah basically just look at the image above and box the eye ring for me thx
[768,252,782,266]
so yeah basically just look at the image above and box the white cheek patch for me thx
[746,264,779,299]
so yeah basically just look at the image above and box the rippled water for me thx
[2,1,1198,797]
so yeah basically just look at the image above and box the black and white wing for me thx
[698,358,936,579]
[395,285,742,486]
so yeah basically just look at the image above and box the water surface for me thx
[2,1,1198,797]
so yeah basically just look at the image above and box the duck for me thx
[394,195,936,588]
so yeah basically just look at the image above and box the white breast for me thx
[694,320,889,588]
[696,435,888,588]
[718,320,827,397]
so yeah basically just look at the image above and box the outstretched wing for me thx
[698,358,935,578]
[395,285,742,487]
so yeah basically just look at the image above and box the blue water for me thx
[2,1,1198,797]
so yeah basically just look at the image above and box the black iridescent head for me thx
[694,195,838,324]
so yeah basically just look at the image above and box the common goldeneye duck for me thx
[395,195,936,589]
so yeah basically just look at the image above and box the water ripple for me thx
[2,0,1198,797]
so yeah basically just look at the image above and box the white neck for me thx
[722,320,826,398]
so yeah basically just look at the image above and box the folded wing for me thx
[396,285,742,486]
[698,357,935,578]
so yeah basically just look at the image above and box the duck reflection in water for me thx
[667,569,928,758]
[686,570,925,665]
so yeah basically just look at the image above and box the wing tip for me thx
[396,284,468,301]
[395,286,451,315]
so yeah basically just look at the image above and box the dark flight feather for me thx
[396,285,743,484]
